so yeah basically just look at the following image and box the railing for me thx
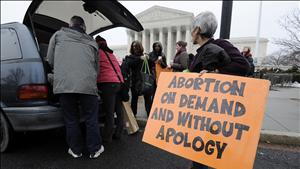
[254,73,300,89]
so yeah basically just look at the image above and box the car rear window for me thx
[1,28,22,61]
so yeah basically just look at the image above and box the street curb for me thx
[136,118,300,146]
[260,130,300,146]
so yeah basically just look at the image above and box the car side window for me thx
[1,28,22,61]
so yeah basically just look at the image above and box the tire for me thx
[1,113,12,152]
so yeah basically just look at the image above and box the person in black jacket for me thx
[190,12,250,76]
[189,11,250,169]
[148,41,167,102]
[122,40,152,117]
[148,41,167,74]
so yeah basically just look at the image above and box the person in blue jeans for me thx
[47,16,104,159]
[189,11,250,169]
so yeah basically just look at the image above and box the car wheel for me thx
[1,113,12,152]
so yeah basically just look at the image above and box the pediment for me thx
[136,6,194,23]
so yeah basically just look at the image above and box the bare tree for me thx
[274,9,300,67]
[262,51,288,68]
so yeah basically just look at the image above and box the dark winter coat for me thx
[190,39,250,76]
[172,50,189,72]
[189,40,231,73]
[122,54,144,89]
[212,39,250,76]
[148,42,167,70]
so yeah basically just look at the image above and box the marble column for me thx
[131,34,134,43]
[159,27,164,52]
[134,32,138,41]
[176,26,181,43]
[185,25,191,51]
[167,27,172,65]
[159,28,164,42]
[142,30,146,50]
[150,29,154,51]
[127,30,133,53]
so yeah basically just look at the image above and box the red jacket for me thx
[97,49,124,83]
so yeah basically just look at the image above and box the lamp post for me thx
[220,0,233,39]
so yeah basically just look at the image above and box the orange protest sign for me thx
[142,72,270,169]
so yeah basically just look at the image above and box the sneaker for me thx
[89,145,104,159]
[68,148,82,158]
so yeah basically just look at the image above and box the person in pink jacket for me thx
[96,35,124,142]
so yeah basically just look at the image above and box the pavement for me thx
[1,87,299,169]
[134,87,300,146]
[2,130,299,169]
[260,87,300,146]
[262,87,299,133]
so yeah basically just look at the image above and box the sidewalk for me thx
[135,87,300,146]
[260,87,300,145]
[262,87,299,133]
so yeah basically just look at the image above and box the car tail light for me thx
[18,84,48,100]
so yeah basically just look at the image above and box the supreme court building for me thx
[112,6,268,65]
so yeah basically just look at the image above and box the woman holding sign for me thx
[189,12,250,77]
[189,11,250,169]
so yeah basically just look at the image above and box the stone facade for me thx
[229,37,269,65]
[126,6,194,65]
[111,45,127,62]
[111,5,269,66]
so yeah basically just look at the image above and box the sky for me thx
[1,1,299,54]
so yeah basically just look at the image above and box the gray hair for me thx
[192,11,218,38]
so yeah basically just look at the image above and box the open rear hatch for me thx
[23,0,143,43]
[22,0,143,105]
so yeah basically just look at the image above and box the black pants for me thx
[98,83,121,141]
[130,88,152,117]
[114,94,124,137]
[59,93,101,154]
[191,162,209,169]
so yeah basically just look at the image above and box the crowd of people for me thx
[46,11,254,168]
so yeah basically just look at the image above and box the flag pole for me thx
[255,1,263,65]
